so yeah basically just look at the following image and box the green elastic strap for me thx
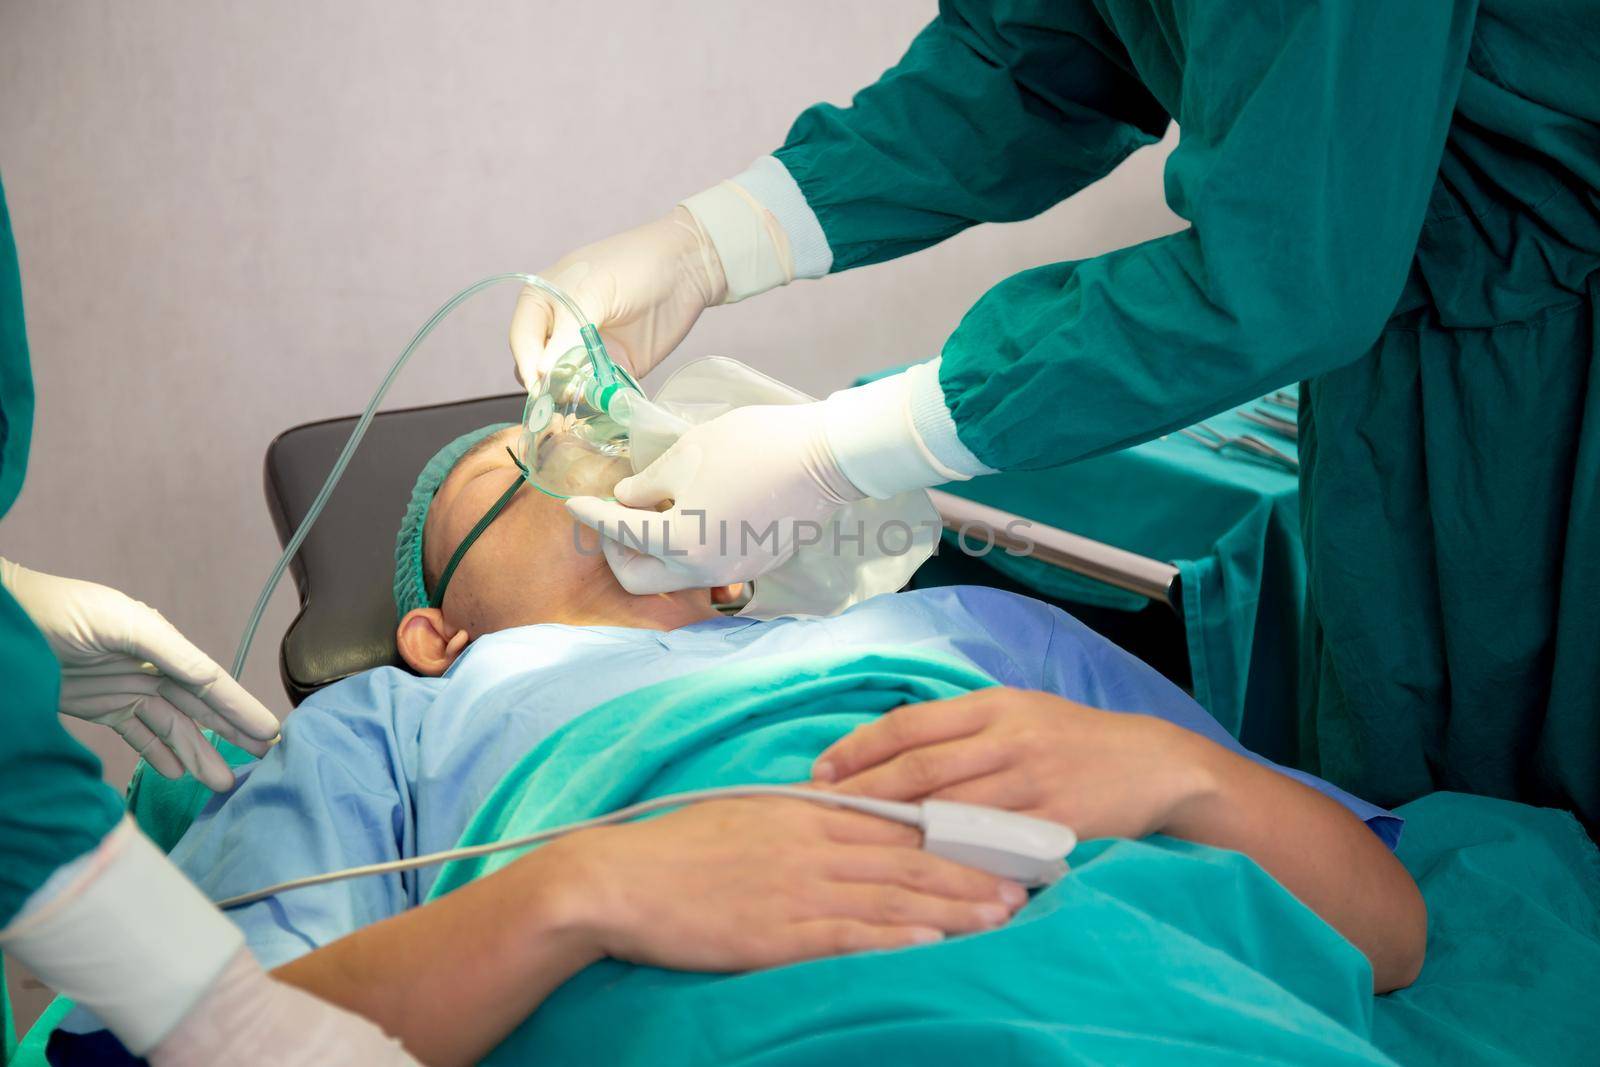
[428,448,530,610]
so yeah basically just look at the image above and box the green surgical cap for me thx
[393,422,516,618]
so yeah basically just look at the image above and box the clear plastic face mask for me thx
[232,273,651,682]
[515,333,644,500]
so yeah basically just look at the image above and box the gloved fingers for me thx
[510,278,588,388]
[59,670,167,714]
[65,672,273,757]
[180,668,280,744]
[61,686,195,780]
[158,679,276,757]
[56,688,135,718]
[125,696,238,791]
[105,608,279,742]
[110,712,188,781]
[61,640,278,745]
[611,442,702,509]
[564,496,683,560]
[565,498,709,593]
[50,653,135,676]
[509,283,558,388]
[599,537,699,596]
[92,691,239,790]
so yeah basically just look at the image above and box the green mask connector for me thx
[517,320,645,499]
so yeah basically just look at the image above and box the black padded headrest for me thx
[264,393,524,704]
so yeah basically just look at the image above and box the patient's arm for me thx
[273,796,1026,1067]
[271,841,594,1067]
[814,688,1427,993]
[1162,736,1427,992]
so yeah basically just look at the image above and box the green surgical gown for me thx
[772,1,1600,829]
[0,175,124,929]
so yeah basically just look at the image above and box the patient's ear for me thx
[709,583,745,606]
[396,608,470,676]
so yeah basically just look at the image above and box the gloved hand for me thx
[565,368,972,595]
[565,403,863,593]
[0,559,279,790]
[509,207,728,387]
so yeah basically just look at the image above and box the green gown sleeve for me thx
[0,177,124,927]
[773,1,1171,272]
[936,1,1478,470]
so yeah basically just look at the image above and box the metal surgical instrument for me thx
[1180,422,1299,472]
[1239,408,1298,441]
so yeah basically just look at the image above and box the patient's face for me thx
[424,427,600,627]
[397,427,727,675]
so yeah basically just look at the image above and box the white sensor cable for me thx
[214,785,1074,910]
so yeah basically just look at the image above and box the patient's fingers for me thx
[818,882,1013,936]
[783,920,946,961]
[816,807,920,847]
[813,694,995,784]
[826,844,1022,906]
[926,773,1037,813]
[831,733,1012,804]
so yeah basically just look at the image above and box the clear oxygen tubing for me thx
[213,785,921,910]
[229,272,610,681]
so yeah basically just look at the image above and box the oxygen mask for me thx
[515,324,644,499]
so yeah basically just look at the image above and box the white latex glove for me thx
[566,368,978,595]
[565,403,863,593]
[151,947,418,1066]
[509,207,728,387]
[0,559,278,790]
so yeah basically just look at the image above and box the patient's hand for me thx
[813,688,1429,993]
[813,688,1213,841]
[544,796,1027,972]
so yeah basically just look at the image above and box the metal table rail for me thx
[927,489,1181,608]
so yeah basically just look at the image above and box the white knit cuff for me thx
[905,358,996,478]
[729,156,832,280]
[823,369,969,499]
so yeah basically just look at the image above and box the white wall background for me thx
[0,0,1179,1034]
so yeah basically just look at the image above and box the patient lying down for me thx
[59,424,1426,1066]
